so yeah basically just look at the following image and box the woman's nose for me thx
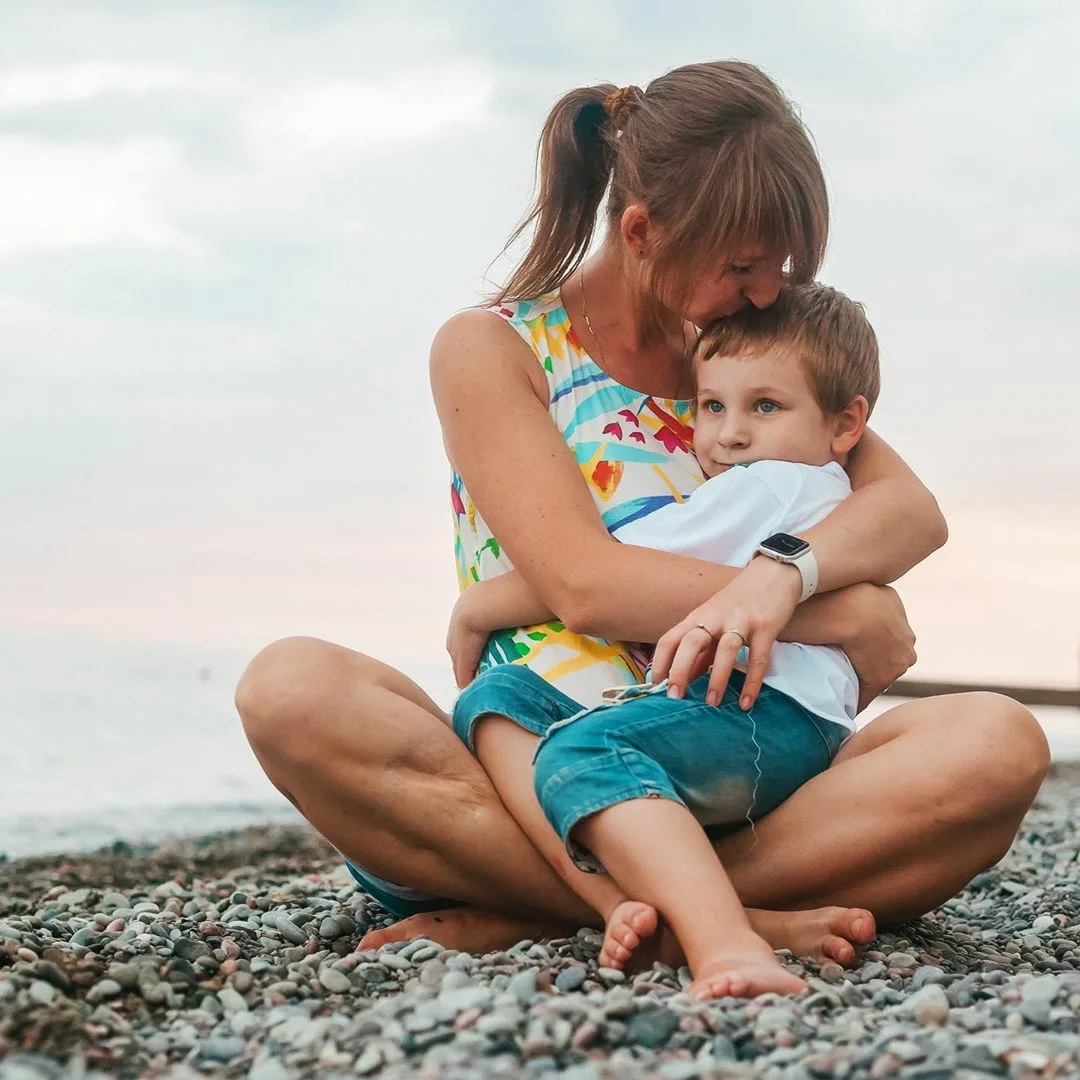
[744,266,783,310]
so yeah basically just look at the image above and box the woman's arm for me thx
[431,308,742,642]
[430,310,928,647]
[801,429,948,590]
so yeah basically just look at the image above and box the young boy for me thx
[448,283,879,999]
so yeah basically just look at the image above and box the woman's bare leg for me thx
[235,636,595,925]
[713,692,1050,923]
[237,638,1049,945]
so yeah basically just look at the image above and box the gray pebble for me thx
[85,978,123,1004]
[27,981,55,1006]
[555,967,586,993]
[317,966,351,994]
[911,966,946,990]
[275,915,308,945]
[508,967,538,1004]
[625,1008,679,1048]
[199,1035,248,1063]
[318,916,343,939]
[218,987,249,1013]
[354,1044,383,1074]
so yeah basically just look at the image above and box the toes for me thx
[357,928,393,950]
[829,906,875,945]
[628,905,659,938]
[849,909,876,944]
[692,974,735,1000]
[822,934,855,966]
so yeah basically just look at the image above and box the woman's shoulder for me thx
[429,304,549,401]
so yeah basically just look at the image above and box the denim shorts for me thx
[451,663,587,752]
[532,670,850,872]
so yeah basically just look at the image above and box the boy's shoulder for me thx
[701,460,851,504]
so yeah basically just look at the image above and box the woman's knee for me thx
[939,692,1049,816]
[974,692,1050,801]
[236,636,329,745]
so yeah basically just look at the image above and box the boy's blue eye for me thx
[703,400,724,413]
[755,400,780,414]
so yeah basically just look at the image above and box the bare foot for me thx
[357,906,578,954]
[600,900,659,970]
[689,937,807,1001]
[748,906,876,966]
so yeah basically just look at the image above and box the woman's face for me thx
[619,208,786,328]
[680,250,786,328]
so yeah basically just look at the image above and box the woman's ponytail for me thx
[495,84,617,305]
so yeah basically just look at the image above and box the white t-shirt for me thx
[613,459,858,733]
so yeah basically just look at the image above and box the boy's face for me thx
[692,347,846,479]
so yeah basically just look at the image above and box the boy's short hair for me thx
[696,283,880,415]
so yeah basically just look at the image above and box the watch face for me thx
[763,533,810,557]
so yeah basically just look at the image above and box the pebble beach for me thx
[4,768,1080,1080]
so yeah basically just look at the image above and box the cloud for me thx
[0,134,207,256]
[244,68,495,160]
[0,62,232,109]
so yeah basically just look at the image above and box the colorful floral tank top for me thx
[451,293,704,707]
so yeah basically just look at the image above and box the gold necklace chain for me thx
[579,267,607,369]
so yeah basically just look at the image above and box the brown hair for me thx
[695,283,880,415]
[495,61,829,307]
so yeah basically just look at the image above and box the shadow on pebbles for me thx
[5,766,1080,1079]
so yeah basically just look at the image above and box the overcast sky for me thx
[2,0,1078,699]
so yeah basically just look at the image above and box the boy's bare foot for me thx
[600,900,659,969]
[689,936,807,1000]
[357,907,579,954]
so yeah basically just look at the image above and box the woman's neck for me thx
[563,245,693,399]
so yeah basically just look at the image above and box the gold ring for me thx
[695,623,718,641]
[720,629,747,646]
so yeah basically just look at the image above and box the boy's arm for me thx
[447,571,555,688]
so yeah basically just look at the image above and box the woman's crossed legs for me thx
[235,636,1050,960]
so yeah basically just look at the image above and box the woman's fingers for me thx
[704,630,745,706]
[649,628,680,684]
[664,626,714,697]
[737,628,773,710]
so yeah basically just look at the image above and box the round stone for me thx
[318,967,351,994]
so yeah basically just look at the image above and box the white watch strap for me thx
[794,548,818,603]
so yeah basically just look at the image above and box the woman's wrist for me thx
[748,554,803,605]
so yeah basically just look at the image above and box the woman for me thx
[236,61,1048,962]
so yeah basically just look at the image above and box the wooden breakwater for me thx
[886,678,1080,710]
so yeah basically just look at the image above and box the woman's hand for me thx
[841,583,917,711]
[446,592,491,690]
[650,557,802,710]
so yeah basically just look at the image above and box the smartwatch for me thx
[755,533,818,603]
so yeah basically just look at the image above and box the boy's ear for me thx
[831,395,870,455]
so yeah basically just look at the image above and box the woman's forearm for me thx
[806,429,948,589]
[565,541,862,645]
[563,433,947,640]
